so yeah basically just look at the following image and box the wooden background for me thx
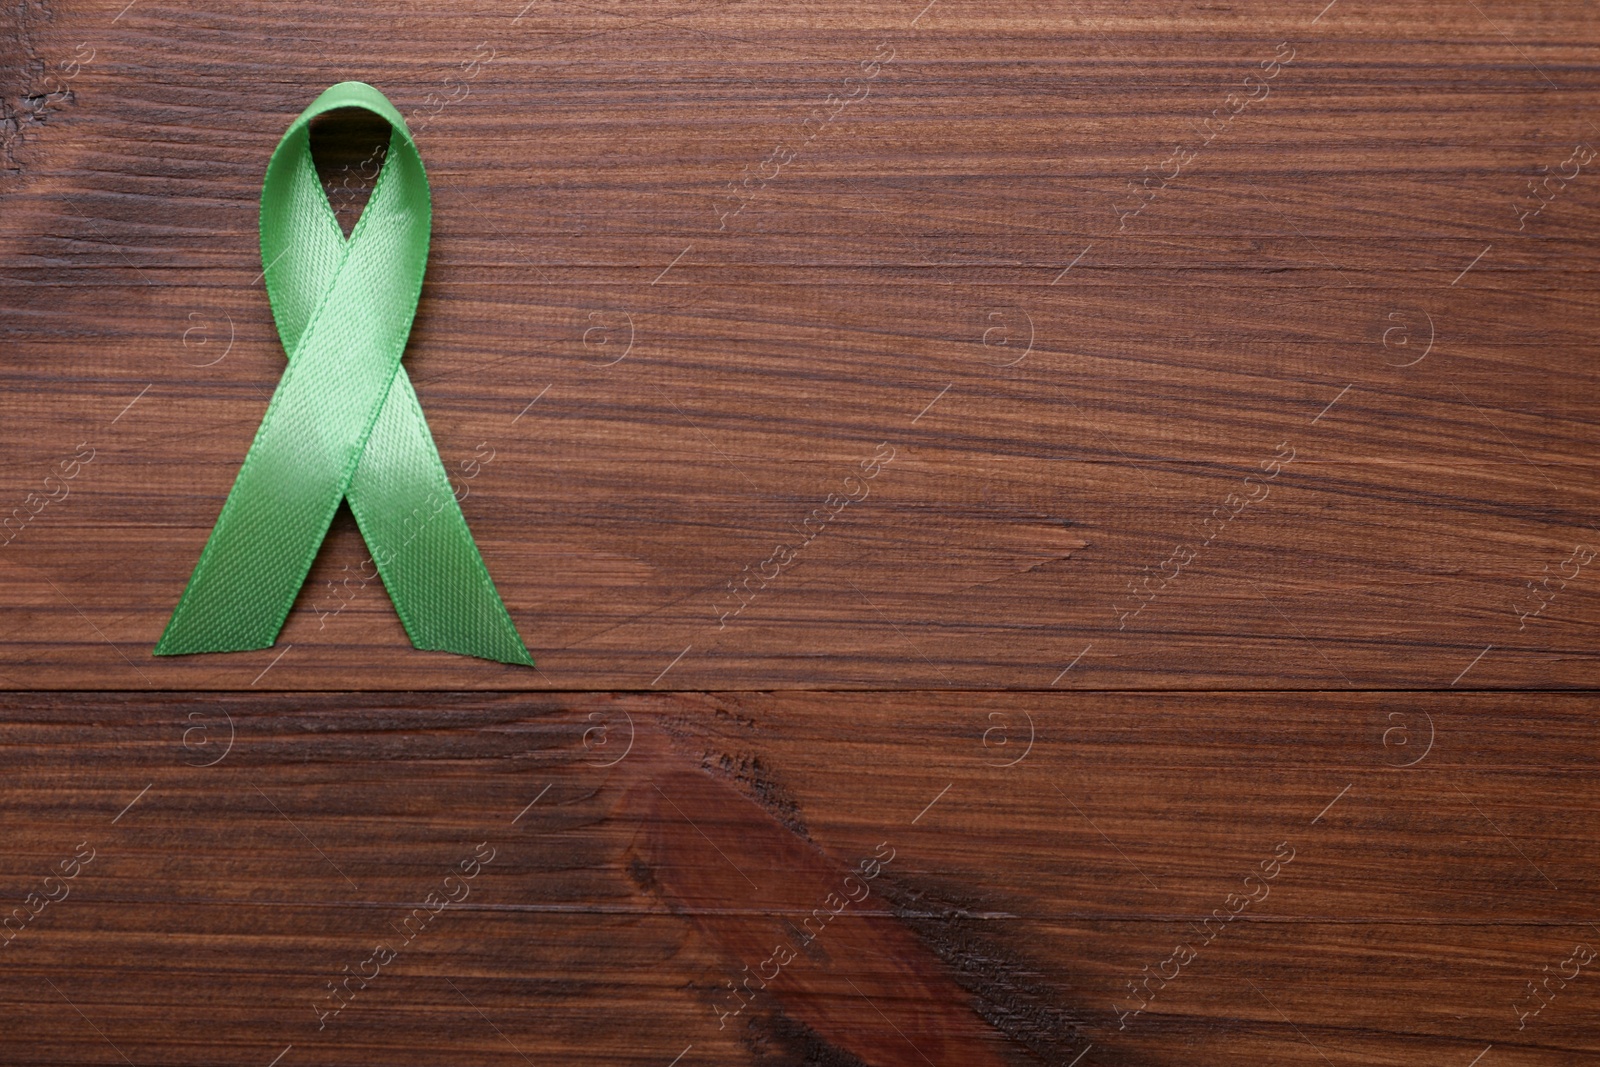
[2,0,1598,1064]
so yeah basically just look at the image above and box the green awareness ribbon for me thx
[155,82,534,667]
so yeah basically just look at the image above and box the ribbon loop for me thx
[156,82,533,667]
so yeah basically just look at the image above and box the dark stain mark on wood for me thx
[621,722,1014,1066]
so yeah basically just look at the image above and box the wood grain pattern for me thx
[1,0,1598,688]
[1,691,1597,1066]
[3,2,1599,1065]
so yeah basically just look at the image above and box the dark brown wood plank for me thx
[0,1,1597,688]
[0,691,1596,1065]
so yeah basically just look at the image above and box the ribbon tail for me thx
[153,353,401,657]
[347,370,534,667]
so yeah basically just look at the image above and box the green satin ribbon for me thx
[155,82,533,667]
